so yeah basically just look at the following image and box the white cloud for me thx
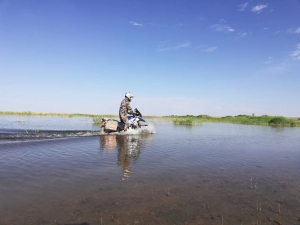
[196,45,218,52]
[210,24,235,33]
[205,46,217,52]
[197,45,218,52]
[175,42,191,49]
[263,57,272,64]
[238,32,248,38]
[158,41,191,51]
[238,2,249,11]
[251,4,268,13]
[274,31,281,35]
[287,27,300,34]
[290,43,300,60]
[129,21,143,27]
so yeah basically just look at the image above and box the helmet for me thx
[125,92,134,101]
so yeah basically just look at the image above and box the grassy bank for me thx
[165,115,300,127]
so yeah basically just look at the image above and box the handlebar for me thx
[133,108,142,117]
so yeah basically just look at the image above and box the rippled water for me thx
[1,116,300,225]
[0,115,99,130]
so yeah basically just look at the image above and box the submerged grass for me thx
[93,117,107,124]
[173,118,201,126]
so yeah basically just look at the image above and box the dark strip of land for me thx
[166,114,300,127]
[1,111,299,127]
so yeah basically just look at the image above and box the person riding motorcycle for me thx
[119,92,134,131]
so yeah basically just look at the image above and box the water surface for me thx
[1,116,300,225]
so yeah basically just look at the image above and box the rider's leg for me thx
[120,113,129,131]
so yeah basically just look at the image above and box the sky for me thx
[0,0,300,116]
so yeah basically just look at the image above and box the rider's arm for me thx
[126,102,133,114]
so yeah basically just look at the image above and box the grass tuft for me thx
[173,118,196,125]
[269,116,295,126]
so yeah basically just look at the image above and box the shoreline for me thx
[1,111,299,127]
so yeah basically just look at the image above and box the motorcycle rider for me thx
[119,92,134,131]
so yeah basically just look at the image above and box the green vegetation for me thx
[93,117,104,124]
[268,116,296,126]
[165,114,300,127]
[173,118,202,126]
[1,111,299,127]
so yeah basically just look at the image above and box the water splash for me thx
[141,123,156,134]
[0,129,100,140]
[113,123,156,135]
[0,123,156,141]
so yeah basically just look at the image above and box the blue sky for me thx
[0,0,300,116]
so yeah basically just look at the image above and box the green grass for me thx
[172,118,202,126]
[165,114,300,127]
[93,117,107,124]
[1,111,299,127]
[268,116,296,126]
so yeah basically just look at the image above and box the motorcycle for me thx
[100,108,148,133]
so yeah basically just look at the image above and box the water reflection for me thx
[99,134,154,179]
[99,135,117,150]
[116,136,132,179]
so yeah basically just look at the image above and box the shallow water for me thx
[1,116,300,225]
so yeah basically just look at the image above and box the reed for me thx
[203,204,214,220]
[256,201,262,212]
[166,187,170,196]
[93,117,103,124]
[250,177,257,189]
[173,118,199,125]
[92,115,117,124]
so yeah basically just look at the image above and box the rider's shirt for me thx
[119,98,133,115]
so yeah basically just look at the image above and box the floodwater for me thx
[1,116,300,225]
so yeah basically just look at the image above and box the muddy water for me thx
[1,116,300,225]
